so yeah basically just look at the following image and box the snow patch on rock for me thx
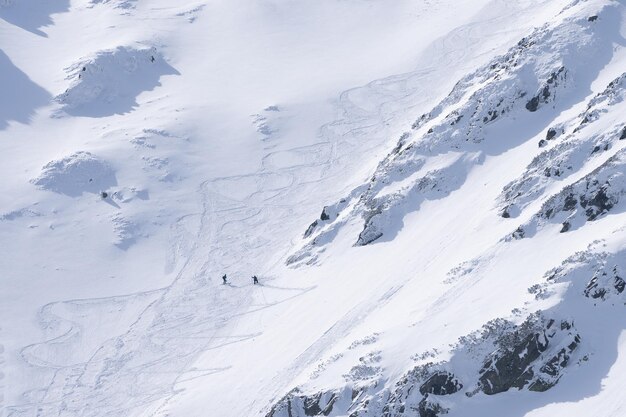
[288,0,623,266]
[510,148,626,239]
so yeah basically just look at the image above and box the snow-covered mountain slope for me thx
[1,1,625,417]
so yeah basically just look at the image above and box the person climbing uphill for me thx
[252,275,259,285]
[222,274,227,284]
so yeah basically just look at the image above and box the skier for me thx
[252,275,259,285]
[222,274,227,284]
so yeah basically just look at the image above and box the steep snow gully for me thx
[1,1,626,417]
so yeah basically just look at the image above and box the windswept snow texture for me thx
[2,0,626,417]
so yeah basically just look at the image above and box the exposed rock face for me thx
[525,67,567,112]
[288,1,621,265]
[584,265,625,300]
[419,371,462,396]
[303,200,350,238]
[499,72,626,218]
[265,313,580,417]
[510,148,626,239]
[266,389,345,417]
[546,127,558,140]
[417,397,445,417]
[478,317,580,394]
[273,233,626,416]
[271,2,624,415]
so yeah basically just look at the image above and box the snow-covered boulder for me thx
[56,46,178,116]
[31,151,117,197]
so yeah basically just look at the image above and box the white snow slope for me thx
[1,1,625,417]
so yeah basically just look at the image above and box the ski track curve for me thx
[8,4,547,415]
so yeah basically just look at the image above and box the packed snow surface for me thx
[1,1,625,417]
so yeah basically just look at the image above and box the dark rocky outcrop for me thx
[478,316,580,395]
[584,265,625,300]
[292,4,619,265]
[266,311,584,417]
[479,332,547,394]
[525,67,567,112]
[302,198,352,240]
[510,148,625,239]
[579,184,614,220]
[499,71,625,220]
[356,204,385,246]
[417,396,445,417]
[304,219,319,239]
[419,371,463,395]
[266,389,340,417]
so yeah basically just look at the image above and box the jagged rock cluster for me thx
[266,313,581,417]
[475,317,580,395]
[511,148,625,238]
[271,232,626,417]
[287,1,621,267]
[271,1,626,416]
[500,72,626,219]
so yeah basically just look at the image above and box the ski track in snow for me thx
[11,167,317,416]
[8,29,481,415]
[4,1,584,416]
[9,83,363,416]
